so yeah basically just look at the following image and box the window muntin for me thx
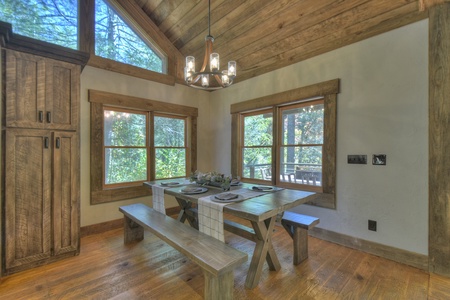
[154,115,187,179]
[0,0,78,49]
[103,108,148,186]
[241,110,273,180]
[95,0,166,73]
[279,101,324,187]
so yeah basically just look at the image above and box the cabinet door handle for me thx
[39,111,44,123]
[46,111,52,123]
[44,137,49,149]
[56,137,60,149]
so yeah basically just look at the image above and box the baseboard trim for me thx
[80,206,182,237]
[310,227,429,271]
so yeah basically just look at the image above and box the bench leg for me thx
[123,215,144,244]
[293,226,308,265]
[204,270,234,300]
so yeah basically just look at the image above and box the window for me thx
[242,110,273,180]
[231,79,339,209]
[90,90,198,204]
[154,115,187,179]
[279,100,324,189]
[104,108,148,187]
[0,0,78,49]
[95,0,166,73]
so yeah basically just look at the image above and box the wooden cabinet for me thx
[1,22,88,276]
[5,50,80,131]
[4,129,79,274]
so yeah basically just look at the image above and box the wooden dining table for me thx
[144,180,316,289]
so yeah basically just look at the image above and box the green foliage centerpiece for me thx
[190,170,232,191]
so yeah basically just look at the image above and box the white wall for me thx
[209,20,429,255]
[79,68,211,226]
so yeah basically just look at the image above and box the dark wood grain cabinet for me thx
[4,130,79,273]
[1,24,88,276]
[5,50,79,130]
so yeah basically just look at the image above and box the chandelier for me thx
[184,0,236,90]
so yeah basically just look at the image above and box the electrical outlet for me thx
[368,220,377,231]
[348,155,367,164]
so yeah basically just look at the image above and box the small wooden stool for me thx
[281,211,320,265]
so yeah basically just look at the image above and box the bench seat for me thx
[119,203,248,300]
[281,211,320,265]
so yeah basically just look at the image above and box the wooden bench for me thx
[281,211,320,265]
[119,203,247,300]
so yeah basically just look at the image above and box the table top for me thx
[144,180,316,223]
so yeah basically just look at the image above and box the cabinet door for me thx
[5,50,46,129]
[5,50,80,130]
[5,129,52,271]
[52,131,80,255]
[46,60,80,131]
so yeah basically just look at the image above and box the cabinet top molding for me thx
[0,21,89,68]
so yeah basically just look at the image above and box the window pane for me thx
[280,146,322,186]
[282,103,324,145]
[104,110,146,146]
[244,113,273,146]
[0,0,78,49]
[155,148,186,179]
[154,116,185,147]
[105,148,147,184]
[242,147,272,179]
[95,0,164,73]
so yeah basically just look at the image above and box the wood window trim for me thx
[231,79,339,209]
[89,89,198,204]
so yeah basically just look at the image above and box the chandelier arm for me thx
[214,74,225,87]
[199,38,213,73]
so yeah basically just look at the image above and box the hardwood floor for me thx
[1,215,450,300]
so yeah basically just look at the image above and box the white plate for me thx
[211,193,245,203]
[181,187,208,194]
[160,182,180,187]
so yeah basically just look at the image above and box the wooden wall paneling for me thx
[429,2,450,277]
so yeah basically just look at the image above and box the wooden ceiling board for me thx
[131,0,427,85]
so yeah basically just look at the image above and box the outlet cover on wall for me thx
[348,155,367,164]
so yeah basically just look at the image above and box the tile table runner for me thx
[198,188,268,242]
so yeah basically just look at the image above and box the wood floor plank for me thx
[0,215,444,300]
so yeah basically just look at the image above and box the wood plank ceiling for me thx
[134,0,427,84]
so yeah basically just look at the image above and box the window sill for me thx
[88,55,176,86]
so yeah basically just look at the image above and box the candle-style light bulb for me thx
[210,53,219,71]
[228,61,236,77]
[202,74,209,87]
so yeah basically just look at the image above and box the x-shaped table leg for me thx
[175,197,198,229]
[245,216,281,289]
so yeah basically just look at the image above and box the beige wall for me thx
[209,20,429,255]
[79,19,428,256]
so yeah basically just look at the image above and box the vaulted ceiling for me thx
[134,0,427,84]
